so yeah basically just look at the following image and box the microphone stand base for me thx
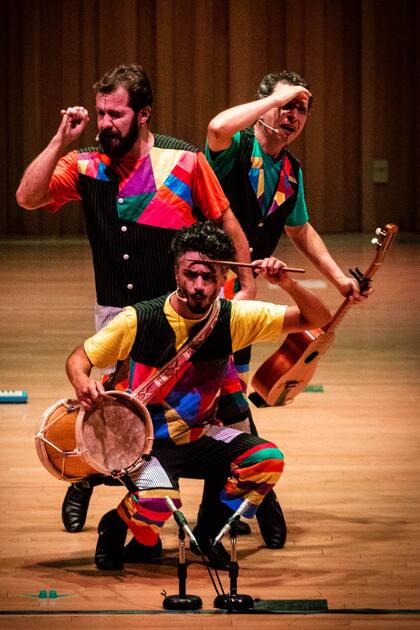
[214,594,254,610]
[163,594,202,610]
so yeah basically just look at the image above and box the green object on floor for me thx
[304,384,324,392]
[21,589,74,599]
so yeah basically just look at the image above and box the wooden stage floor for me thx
[0,231,419,629]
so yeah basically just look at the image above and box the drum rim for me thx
[75,390,154,477]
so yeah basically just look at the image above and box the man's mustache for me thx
[99,130,120,139]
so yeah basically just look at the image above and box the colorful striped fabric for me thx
[118,488,181,546]
[77,148,198,230]
[249,150,296,218]
[77,151,114,181]
[117,438,284,545]
[219,441,284,516]
[129,357,230,445]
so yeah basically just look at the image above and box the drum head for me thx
[78,395,148,475]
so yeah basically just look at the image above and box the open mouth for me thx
[280,124,296,133]
[100,131,120,141]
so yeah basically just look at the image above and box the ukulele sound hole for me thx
[304,351,319,364]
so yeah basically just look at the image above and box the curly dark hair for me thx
[171,221,235,264]
[257,70,313,110]
[93,63,153,113]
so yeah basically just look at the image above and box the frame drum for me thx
[36,391,154,482]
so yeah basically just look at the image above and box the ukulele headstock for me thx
[371,223,399,264]
[348,223,398,286]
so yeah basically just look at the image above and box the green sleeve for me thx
[204,132,241,180]
[285,168,309,226]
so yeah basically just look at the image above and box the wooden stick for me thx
[186,259,306,273]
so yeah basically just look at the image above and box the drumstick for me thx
[186,259,306,273]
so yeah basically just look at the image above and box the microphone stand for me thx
[213,516,253,611]
[162,524,202,610]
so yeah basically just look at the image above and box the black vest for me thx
[77,135,204,307]
[212,128,302,260]
[130,296,233,367]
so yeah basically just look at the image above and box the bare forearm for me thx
[208,96,279,146]
[16,135,66,209]
[218,208,256,298]
[281,277,331,329]
[17,106,89,209]
[207,83,310,150]
[66,345,93,388]
[254,256,331,330]
[286,223,346,286]
[66,345,104,411]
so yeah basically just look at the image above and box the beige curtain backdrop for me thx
[2,0,419,237]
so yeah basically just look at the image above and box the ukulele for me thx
[250,224,398,407]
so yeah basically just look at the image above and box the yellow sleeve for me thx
[230,300,287,352]
[84,306,137,368]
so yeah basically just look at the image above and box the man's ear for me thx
[138,106,152,125]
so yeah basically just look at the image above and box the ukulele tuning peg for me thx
[375,227,386,236]
[371,237,380,245]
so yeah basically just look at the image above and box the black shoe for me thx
[123,536,162,563]
[236,519,251,535]
[62,482,93,532]
[256,491,287,549]
[190,528,230,570]
[95,509,127,570]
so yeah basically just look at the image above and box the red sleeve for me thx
[192,152,230,220]
[45,151,81,213]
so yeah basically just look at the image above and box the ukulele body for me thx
[251,329,335,406]
[250,223,398,407]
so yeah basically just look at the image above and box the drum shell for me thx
[35,399,98,482]
[36,392,154,482]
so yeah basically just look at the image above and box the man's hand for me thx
[334,275,373,303]
[285,223,372,304]
[252,257,291,286]
[16,105,90,210]
[56,106,89,147]
[255,256,332,331]
[271,83,311,109]
[73,374,105,412]
[66,345,104,412]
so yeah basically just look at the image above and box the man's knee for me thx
[232,438,285,490]
[117,490,181,546]
[258,440,284,475]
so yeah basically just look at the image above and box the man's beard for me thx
[99,116,139,157]
[187,291,217,315]
[188,301,209,314]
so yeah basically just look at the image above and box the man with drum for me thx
[65,221,331,571]
[16,63,255,544]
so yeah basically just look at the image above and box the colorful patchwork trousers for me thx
[117,425,284,546]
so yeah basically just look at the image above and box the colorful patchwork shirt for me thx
[47,135,229,307]
[205,128,308,260]
[84,295,287,446]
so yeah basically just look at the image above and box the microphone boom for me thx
[165,496,200,549]
[213,499,251,545]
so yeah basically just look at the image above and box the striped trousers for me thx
[117,425,284,546]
